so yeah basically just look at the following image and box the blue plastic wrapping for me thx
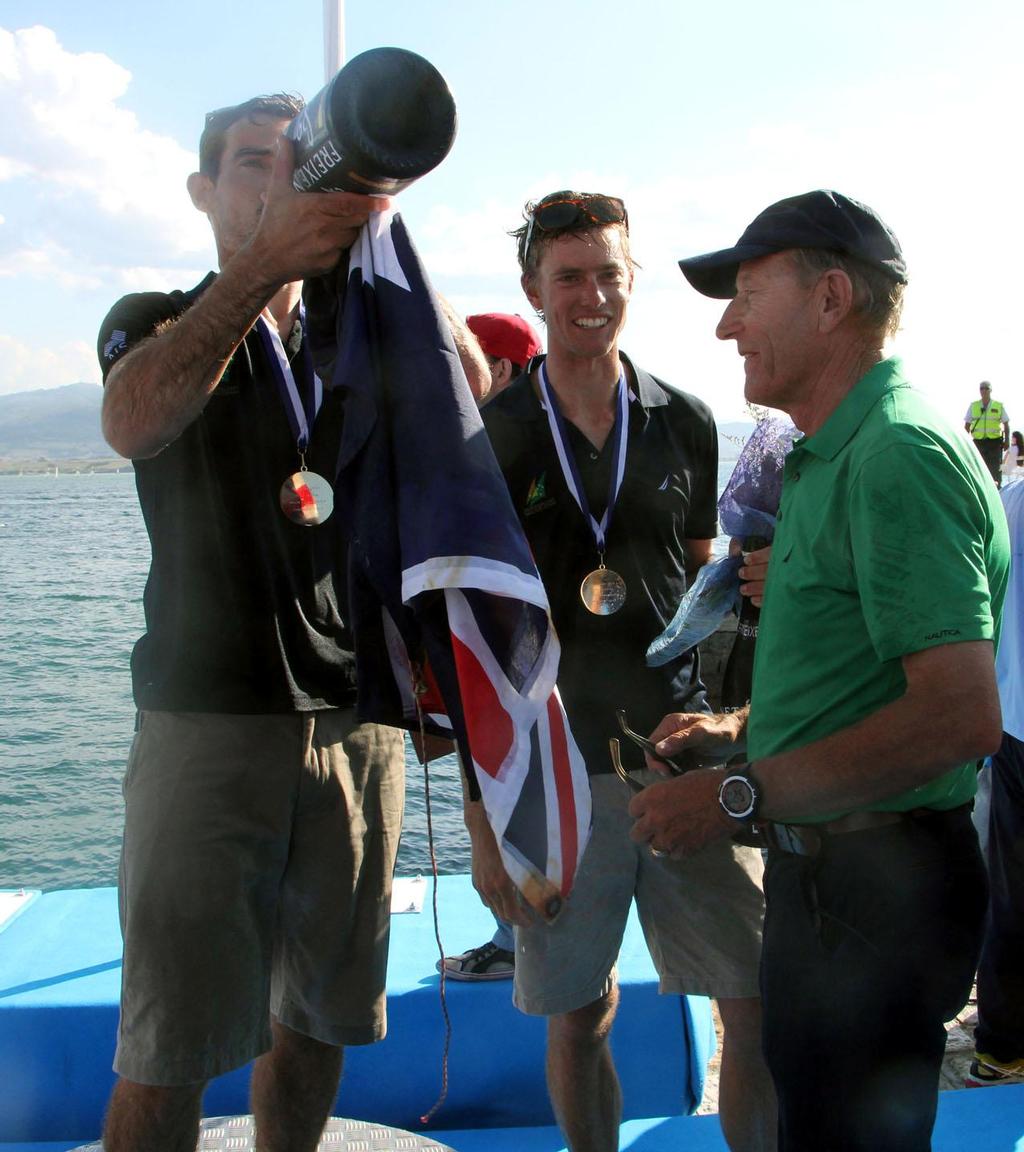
[646,416,799,666]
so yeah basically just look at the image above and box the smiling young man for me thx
[469,191,774,1152]
[633,189,1010,1151]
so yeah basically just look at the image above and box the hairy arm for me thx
[102,138,389,459]
[631,640,1000,855]
[102,259,282,459]
[458,767,531,927]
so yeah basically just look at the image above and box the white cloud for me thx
[0,25,211,269]
[0,333,99,395]
[0,240,105,289]
[0,17,1018,429]
[0,24,216,398]
[418,62,1020,426]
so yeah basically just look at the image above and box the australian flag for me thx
[305,209,591,921]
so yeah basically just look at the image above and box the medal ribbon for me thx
[539,361,629,555]
[256,304,324,456]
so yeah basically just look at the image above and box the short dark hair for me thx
[198,94,304,180]
[789,247,905,340]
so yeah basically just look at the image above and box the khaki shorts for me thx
[514,772,765,1016]
[115,709,405,1085]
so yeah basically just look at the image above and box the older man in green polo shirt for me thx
[628,190,1009,1152]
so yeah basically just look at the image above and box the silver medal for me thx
[280,469,334,526]
[580,566,627,615]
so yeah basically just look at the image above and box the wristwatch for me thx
[718,764,762,824]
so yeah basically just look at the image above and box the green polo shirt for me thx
[748,357,1009,822]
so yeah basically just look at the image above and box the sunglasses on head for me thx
[522,193,628,265]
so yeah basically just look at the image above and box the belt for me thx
[762,808,918,857]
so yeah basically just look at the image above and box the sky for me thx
[0,0,1021,423]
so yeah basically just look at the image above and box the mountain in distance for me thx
[0,382,122,470]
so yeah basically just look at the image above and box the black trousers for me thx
[761,807,987,1152]
[975,731,1024,1062]
[973,437,1004,485]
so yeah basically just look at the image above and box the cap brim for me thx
[677,243,781,299]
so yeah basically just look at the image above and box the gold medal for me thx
[580,566,626,615]
[280,469,334,526]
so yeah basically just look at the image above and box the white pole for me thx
[323,0,345,81]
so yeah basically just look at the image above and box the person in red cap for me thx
[466,312,543,400]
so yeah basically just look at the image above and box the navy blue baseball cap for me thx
[678,189,907,299]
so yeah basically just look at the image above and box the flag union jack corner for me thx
[304,209,592,922]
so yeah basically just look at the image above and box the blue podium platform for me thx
[0,878,714,1144]
[431,1086,1024,1150]
[2,1088,1022,1152]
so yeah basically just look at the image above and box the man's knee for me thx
[104,1077,206,1151]
[270,1018,338,1055]
[717,996,765,1052]
[548,987,620,1049]
[109,1077,206,1111]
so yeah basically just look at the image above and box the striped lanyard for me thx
[256,304,324,461]
[539,361,629,558]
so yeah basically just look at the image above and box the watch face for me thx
[720,776,756,820]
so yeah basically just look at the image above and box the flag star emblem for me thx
[348,209,411,292]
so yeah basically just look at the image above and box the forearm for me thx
[458,753,528,922]
[683,536,714,580]
[102,249,285,459]
[459,761,490,836]
[752,642,1000,821]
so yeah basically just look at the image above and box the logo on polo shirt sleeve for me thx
[103,329,128,361]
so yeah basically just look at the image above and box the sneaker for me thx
[966,1052,1024,1087]
[436,941,515,981]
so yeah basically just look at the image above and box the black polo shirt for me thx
[97,275,358,713]
[482,352,718,774]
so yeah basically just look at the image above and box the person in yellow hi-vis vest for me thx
[965,381,1010,486]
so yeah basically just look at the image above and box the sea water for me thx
[0,473,470,891]
[0,466,734,892]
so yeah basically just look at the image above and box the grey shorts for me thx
[115,709,405,1086]
[514,772,765,1016]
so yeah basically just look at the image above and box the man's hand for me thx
[735,540,772,607]
[628,769,733,858]
[464,802,531,927]
[102,138,392,462]
[645,707,748,774]
[244,137,391,288]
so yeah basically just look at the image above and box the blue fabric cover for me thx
[0,878,714,1143]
